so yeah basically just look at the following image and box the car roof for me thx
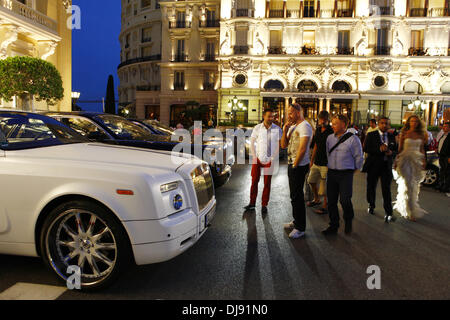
[0,109,79,126]
[43,111,105,117]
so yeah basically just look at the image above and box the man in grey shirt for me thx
[322,114,363,235]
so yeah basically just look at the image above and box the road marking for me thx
[0,282,67,300]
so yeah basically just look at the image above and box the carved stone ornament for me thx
[229,58,252,71]
[369,59,393,73]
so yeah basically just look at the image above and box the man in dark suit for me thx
[362,117,397,223]
[438,122,450,196]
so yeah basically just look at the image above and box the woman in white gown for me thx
[393,115,428,221]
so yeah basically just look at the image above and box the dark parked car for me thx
[45,112,234,188]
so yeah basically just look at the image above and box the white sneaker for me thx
[446,193,450,198]
[283,221,295,229]
[289,229,305,239]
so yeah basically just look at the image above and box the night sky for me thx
[72,0,122,112]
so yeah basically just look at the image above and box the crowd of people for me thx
[244,104,450,239]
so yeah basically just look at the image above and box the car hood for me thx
[7,143,193,172]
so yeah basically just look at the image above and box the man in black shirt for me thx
[307,111,334,214]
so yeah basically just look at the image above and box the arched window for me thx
[403,81,423,94]
[297,80,318,92]
[264,80,284,91]
[332,80,351,92]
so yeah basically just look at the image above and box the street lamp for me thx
[71,92,81,111]
[228,95,246,128]
[407,97,428,117]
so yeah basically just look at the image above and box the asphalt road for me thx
[1,162,449,300]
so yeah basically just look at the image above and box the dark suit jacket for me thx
[362,130,397,172]
[438,134,450,160]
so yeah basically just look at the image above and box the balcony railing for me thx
[428,8,449,17]
[268,46,285,54]
[117,54,162,69]
[409,8,427,17]
[173,83,185,91]
[337,9,352,17]
[0,0,58,32]
[199,19,220,28]
[233,46,249,54]
[287,10,300,18]
[169,21,191,29]
[337,47,354,55]
[374,46,391,55]
[268,9,284,18]
[409,47,426,56]
[203,54,216,61]
[370,7,394,15]
[318,9,332,17]
[235,8,254,17]
[136,85,160,91]
[203,83,215,91]
[172,53,188,62]
[300,46,318,55]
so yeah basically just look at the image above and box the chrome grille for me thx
[191,163,214,212]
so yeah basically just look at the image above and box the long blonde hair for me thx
[402,115,427,138]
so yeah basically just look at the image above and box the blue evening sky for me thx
[72,0,122,112]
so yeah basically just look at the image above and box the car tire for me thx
[423,165,439,187]
[39,200,132,290]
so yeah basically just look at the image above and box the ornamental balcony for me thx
[0,0,58,33]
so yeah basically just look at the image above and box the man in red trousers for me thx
[244,109,282,214]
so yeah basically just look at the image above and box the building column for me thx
[431,101,438,126]
[424,100,431,126]
[284,97,290,125]
[326,98,331,113]
[319,98,324,111]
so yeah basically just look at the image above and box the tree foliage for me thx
[0,56,64,106]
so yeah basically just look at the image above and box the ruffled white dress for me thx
[393,138,428,219]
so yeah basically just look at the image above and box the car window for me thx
[60,117,110,140]
[94,114,153,140]
[0,114,88,150]
[143,120,174,136]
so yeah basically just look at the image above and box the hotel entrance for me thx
[295,98,319,120]
[331,99,353,122]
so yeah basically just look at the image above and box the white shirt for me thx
[287,120,313,167]
[378,129,388,144]
[250,122,282,163]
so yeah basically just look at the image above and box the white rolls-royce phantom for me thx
[0,111,216,289]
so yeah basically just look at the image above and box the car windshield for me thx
[143,120,174,136]
[0,112,88,150]
[93,114,153,140]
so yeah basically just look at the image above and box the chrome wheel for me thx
[45,209,117,285]
[423,168,438,186]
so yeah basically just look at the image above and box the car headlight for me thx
[160,181,179,193]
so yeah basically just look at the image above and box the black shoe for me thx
[368,207,375,215]
[384,215,396,223]
[345,221,352,234]
[261,206,268,214]
[244,204,256,211]
[322,227,338,235]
